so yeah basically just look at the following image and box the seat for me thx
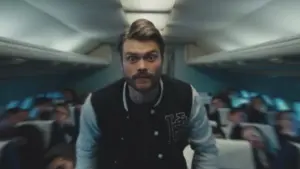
[0,140,21,169]
[16,120,55,149]
[184,139,255,169]
[240,123,280,150]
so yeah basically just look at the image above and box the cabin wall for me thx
[172,45,231,94]
[64,50,123,94]
[0,74,66,108]
[229,72,300,102]
[66,45,230,95]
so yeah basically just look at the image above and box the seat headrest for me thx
[184,139,255,169]
[16,120,55,148]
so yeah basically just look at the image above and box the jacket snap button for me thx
[150,109,155,114]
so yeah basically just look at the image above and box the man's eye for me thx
[126,56,139,62]
[144,54,158,62]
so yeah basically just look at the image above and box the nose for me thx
[137,60,148,73]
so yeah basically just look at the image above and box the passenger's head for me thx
[211,94,230,110]
[229,108,243,124]
[54,103,70,124]
[61,88,78,103]
[45,144,75,169]
[250,96,266,112]
[118,19,164,93]
[5,108,29,123]
[34,97,53,108]
[276,111,293,132]
[34,97,53,120]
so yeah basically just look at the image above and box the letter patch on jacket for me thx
[165,112,188,143]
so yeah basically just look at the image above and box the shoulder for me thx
[90,78,125,107]
[162,75,192,94]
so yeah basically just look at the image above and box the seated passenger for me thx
[16,124,45,169]
[49,104,76,148]
[242,126,274,169]
[61,88,81,106]
[44,143,75,169]
[246,96,268,124]
[275,111,300,144]
[0,108,28,138]
[224,108,244,140]
[34,97,54,120]
[271,140,299,169]
[209,94,231,124]
[0,141,21,169]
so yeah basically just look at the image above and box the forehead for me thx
[122,39,160,55]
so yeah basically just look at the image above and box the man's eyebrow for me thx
[124,50,159,56]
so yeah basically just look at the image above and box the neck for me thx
[128,85,159,104]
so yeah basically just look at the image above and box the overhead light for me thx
[120,0,175,11]
[125,13,170,30]
[50,36,88,52]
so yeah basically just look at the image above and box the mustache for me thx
[132,72,153,79]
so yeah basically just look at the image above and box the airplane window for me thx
[249,92,258,97]
[6,100,20,109]
[46,92,54,98]
[52,92,65,104]
[20,97,33,109]
[231,97,249,108]
[28,108,38,119]
[274,98,290,111]
[262,95,273,106]
[293,102,300,121]
[240,90,250,98]
[52,92,64,99]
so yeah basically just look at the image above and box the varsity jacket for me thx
[76,75,218,169]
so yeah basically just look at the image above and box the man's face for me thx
[122,39,162,92]
[212,99,225,109]
[279,113,293,130]
[230,112,243,123]
[252,98,264,111]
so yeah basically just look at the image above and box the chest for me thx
[100,100,191,145]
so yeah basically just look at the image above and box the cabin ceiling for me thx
[0,0,300,77]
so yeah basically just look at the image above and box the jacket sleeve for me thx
[75,94,101,169]
[188,85,218,169]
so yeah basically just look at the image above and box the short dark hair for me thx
[230,108,244,116]
[117,19,165,58]
[5,107,21,116]
[34,97,52,106]
[276,110,292,121]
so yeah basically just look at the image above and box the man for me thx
[76,19,218,169]
[246,96,268,124]
[226,108,244,140]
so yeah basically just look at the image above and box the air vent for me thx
[0,58,26,65]
[280,56,300,64]
[269,58,282,63]
[237,61,246,65]
[52,61,60,66]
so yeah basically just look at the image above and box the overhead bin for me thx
[0,37,110,66]
[187,34,300,65]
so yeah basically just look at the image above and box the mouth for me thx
[135,78,150,83]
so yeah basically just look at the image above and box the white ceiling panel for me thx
[121,0,175,11]
[198,0,300,50]
[0,0,126,52]
[24,0,126,35]
[0,0,300,58]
